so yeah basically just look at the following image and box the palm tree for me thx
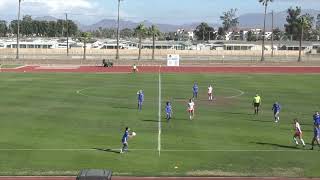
[298,16,310,62]
[148,25,161,60]
[79,32,92,60]
[259,0,273,61]
[134,24,147,60]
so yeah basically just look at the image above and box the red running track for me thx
[2,66,320,73]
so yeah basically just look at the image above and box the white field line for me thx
[158,65,162,157]
[0,148,312,152]
[76,86,245,101]
[222,87,245,99]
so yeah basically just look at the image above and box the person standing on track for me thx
[293,119,306,148]
[253,94,261,115]
[193,82,199,99]
[137,90,144,111]
[272,102,281,123]
[132,64,138,73]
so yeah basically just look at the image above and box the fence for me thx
[0,48,319,64]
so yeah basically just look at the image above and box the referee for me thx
[253,94,261,115]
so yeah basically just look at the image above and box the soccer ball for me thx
[132,132,136,136]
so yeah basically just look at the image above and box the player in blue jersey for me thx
[272,102,281,123]
[165,101,172,122]
[120,127,131,153]
[310,124,320,150]
[193,82,199,99]
[137,90,144,111]
[310,112,320,150]
[313,111,320,126]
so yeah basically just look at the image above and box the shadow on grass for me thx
[93,148,120,154]
[248,119,273,123]
[112,106,136,110]
[253,142,298,149]
[142,119,159,123]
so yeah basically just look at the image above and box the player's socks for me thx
[301,139,306,146]
[293,137,299,145]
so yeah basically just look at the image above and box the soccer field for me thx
[0,72,319,177]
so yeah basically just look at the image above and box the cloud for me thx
[23,0,96,14]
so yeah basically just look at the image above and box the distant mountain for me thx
[80,19,220,32]
[33,9,320,32]
[81,19,195,32]
[239,9,320,30]
[34,16,58,21]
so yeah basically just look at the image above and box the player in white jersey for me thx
[208,85,213,101]
[187,99,195,120]
[293,119,306,147]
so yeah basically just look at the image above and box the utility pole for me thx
[116,0,122,60]
[261,3,268,61]
[16,0,22,59]
[66,13,69,56]
[271,10,274,57]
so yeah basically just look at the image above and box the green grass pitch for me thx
[0,72,319,177]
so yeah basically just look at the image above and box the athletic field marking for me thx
[158,65,162,157]
[222,87,245,99]
[0,148,312,152]
[76,86,245,101]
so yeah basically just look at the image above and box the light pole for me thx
[16,0,22,59]
[116,0,123,60]
[271,10,274,57]
[66,13,69,57]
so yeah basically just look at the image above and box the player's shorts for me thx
[294,131,302,137]
[314,128,320,138]
[254,103,260,107]
[188,109,194,113]
[274,111,280,115]
[208,93,212,96]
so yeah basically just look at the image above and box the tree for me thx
[259,0,273,61]
[0,20,8,37]
[247,31,257,41]
[284,7,314,41]
[220,8,239,32]
[298,15,312,62]
[56,19,65,37]
[316,14,320,30]
[79,32,92,60]
[272,28,283,41]
[47,21,57,37]
[21,15,33,36]
[284,7,301,40]
[217,27,225,40]
[148,25,161,60]
[134,24,148,60]
[9,20,18,34]
[194,22,215,41]
[8,15,78,37]
[120,28,134,39]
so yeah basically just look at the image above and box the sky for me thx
[0,0,319,25]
